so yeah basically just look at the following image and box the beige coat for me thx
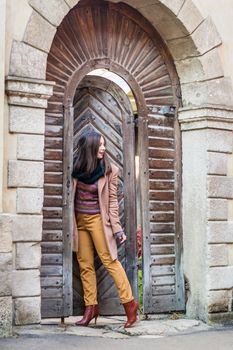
[72,163,122,260]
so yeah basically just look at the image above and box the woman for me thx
[72,130,139,328]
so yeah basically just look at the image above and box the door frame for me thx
[63,58,183,315]
[71,75,138,314]
[63,64,142,315]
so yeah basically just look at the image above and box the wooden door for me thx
[140,109,184,314]
[72,76,137,315]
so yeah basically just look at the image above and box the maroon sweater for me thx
[74,181,100,214]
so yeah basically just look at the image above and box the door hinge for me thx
[149,105,175,117]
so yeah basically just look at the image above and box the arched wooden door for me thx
[42,0,184,318]
[72,75,136,315]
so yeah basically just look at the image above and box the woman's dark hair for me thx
[73,130,112,176]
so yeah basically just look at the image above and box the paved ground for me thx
[1,329,233,350]
[0,315,233,350]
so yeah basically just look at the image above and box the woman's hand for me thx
[118,232,126,244]
[115,231,126,244]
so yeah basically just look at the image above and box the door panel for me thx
[72,76,136,315]
[141,112,184,313]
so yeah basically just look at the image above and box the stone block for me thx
[14,296,41,325]
[140,3,188,40]
[176,49,224,84]
[208,244,228,267]
[207,199,227,220]
[207,129,233,153]
[17,134,44,161]
[228,200,233,220]
[200,49,224,81]
[0,214,13,253]
[192,16,222,55]
[9,106,45,134]
[208,290,230,313]
[208,266,233,289]
[167,36,199,61]
[178,0,203,34]
[208,312,233,323]
[9,41,47,80]
[207,152,227,175]
[175,56,204,84]
[8,160,44,188]
[0,253,12,296]
[12,214,42,242]
[178,107,233,131]
[64,0,79,7]
[207,77,233,107]
[181,80,208,107]
[12,270,40,297]
[228,244,233,265]
[159,0,184,15]
[16,188,43,214]
[6,77,54,109]
[29,0,70,26]
[207,222,233,243]
[16,243,41,269]
[181,78,233,107]
[9,96,49,109]
[0,297,12,337]
[208,176,233,199]
[227,154,233,177]
[24,11,56,53]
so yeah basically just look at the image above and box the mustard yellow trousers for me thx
[76,213,133,306]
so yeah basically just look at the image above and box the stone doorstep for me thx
[41,316,124,326]
[13,316,210,339]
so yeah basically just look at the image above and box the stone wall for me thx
[4,77,54,326]
[179,107,233,322]
[0,215,13,337]
[0,0,5,213]
[0,0,12,337]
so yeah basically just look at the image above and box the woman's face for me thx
[97,136,106,159]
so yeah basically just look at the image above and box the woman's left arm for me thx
[108,168,124,235]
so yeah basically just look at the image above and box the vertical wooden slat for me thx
[62,102,73,316]
[174,112,185,310]
[138,114,153,313]
[122,111,137,299]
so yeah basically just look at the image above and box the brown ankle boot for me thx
[123,299,139,328]
[75,305,99,327]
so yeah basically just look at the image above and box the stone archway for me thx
[5,0,233,324]
[9,0,231,107]
[43,0,183,317]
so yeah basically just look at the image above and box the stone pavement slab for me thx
[13,315,211,339]
[2,328,233,350]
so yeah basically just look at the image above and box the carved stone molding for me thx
[5,76,55,109]
[178,105,233,131]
